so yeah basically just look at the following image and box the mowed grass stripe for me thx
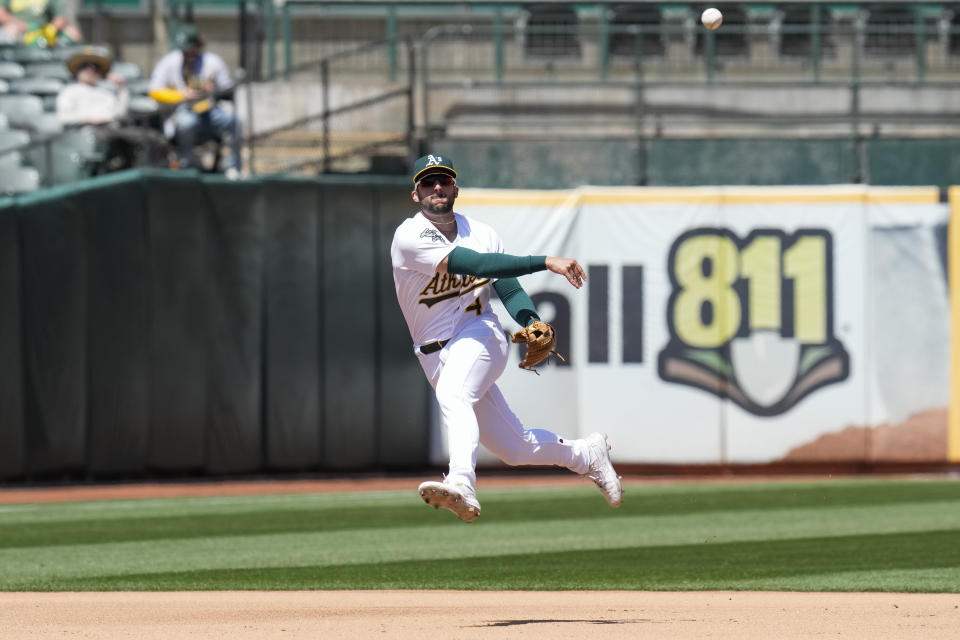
[2,498,959,590]
[39,529,960,592]
[3,479,959,549]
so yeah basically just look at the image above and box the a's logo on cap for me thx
[425,155,443,167]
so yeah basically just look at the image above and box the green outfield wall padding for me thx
[869,139,960,187]
[145,174,209,472]
[442,139,641,189]
[437,138,959,189]
[262,180,322,471]
[0,170,429,480]
[0,205,24,478]
[17,192,87,476]
[646,139,859,186]
[375,188,433,469]
[321,185,379,470]
[204,180,267,474]
[78,179,152,475]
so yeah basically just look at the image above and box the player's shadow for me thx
[475,618,650,627]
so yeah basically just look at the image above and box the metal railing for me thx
[5,4,960,191]
[245,37,416,175]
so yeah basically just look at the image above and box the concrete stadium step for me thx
[249,129,408,175]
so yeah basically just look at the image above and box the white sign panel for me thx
[436,186,948,465]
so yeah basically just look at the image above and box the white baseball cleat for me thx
[582,432,623,507]
[417,480,482,523]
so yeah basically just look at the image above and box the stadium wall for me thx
[0,174,958,480]
[454,185,957,467]
[0,169,428,480]
[433,138,960,190]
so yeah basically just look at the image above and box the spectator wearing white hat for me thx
[57,46,171,174]
[56,46,128,125]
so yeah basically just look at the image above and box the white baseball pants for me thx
[416,318,590,491]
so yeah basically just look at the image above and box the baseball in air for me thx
[701,7,723,30]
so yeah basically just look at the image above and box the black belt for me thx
[419,339,449,355]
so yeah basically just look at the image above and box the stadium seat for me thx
[694,4,749,58]
[126,78,151,95]
[9,76,64,97]
[0,60,24,80]
[128,95,159,118]
[0,128,29,154]
[520,3,582,58]
[607,3,666,58]
[0,79,8,94]
[0,131,23,169]
[863,3,917,57]
[0,166,39,194]
[5,46,55,64]
[22,61,71,81]
[0,94,43,128]
[827,3,868,63]
[109,61,143,81]
[0,149,21,170]
[777,3,834,59]
[33,112,63,137]
[952,6,960,56]
[25,125,101,187]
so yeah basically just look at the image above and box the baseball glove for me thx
[511,320,565,374]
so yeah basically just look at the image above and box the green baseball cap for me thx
[174,25,205,51]
[412,153,457,184]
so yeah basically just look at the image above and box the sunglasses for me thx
[418,174,455,188]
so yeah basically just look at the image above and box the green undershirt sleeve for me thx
[446,246,547,279]
[493,277,540,327]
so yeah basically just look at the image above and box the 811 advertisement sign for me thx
[657,227,849,416]
[514,227,850,417]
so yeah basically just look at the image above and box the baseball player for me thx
[390,153,623,523]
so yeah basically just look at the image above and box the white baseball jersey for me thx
[391,207,593,497]
[391,211,504,348]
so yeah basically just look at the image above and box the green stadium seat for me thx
[126,78,150,95]
[864,3,917,57]
[0,166,38,194]
[0,128,28,152]
[0,94,43,128]
[0,60,24,80]
[0,132,23,169]
[5,46,56,64]
[951,5,960,56]
[521,3,582,58]
[109,60,142,81]
[25,126,101,187]
[777,3,834,58]
[608,3,666,58]
[22,61,72,81]
[128,94,159,117]
[0,149,21,169]
[658,4,695,56]
[695,4,749,58]
[33,112,64,136]
[9,76,64,97]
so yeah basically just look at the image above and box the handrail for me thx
[244,36,416,175]
[0,127,83,189]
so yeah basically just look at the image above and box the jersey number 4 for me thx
[465,300,482,316]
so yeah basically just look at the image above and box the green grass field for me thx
[2,477,959,592]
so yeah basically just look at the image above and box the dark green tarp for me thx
[0,169,430,479]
